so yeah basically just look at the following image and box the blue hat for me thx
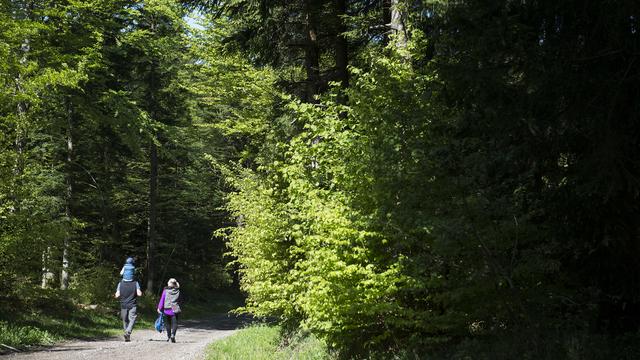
[126,257,134,264]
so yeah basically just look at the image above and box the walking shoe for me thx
[170,337,175,343]
[124,333,130,342]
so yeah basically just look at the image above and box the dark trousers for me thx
[163,314,178,339]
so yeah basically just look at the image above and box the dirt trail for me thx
[3,314,252,360]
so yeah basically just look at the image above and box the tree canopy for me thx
[1,0,639,358]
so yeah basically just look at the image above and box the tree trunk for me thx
[100,142,115,261]
[382,0,392,44]
[382,0,406,47]
[334,0,349,91]
[41,247,54,288]
[390,0,406,48]
[303,0,321,102]
[60,100,73,290]
[13,36,29,186]
[146,141,158,293]
[145,18,161,295]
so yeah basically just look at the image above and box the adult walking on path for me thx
[114,278,142,342]
[157,278,182,343]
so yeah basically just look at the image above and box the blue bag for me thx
[154,314,164,333]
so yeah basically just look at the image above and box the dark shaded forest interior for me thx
[1,0,640,358]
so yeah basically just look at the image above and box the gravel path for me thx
[3,314,253,360]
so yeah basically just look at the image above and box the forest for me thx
[1,0,639,358]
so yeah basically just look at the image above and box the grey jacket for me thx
[163,287,180,311]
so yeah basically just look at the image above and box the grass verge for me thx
[0,305,125,351]
[205,324,334,360]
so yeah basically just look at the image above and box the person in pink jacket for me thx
[157,278,182,342]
